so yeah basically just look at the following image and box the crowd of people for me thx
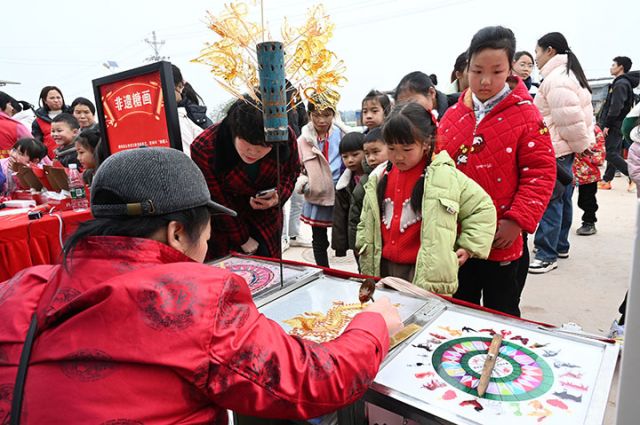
[0,24,638,423]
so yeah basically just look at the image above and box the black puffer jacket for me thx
[599,71,640,129]
[178,99,213,130]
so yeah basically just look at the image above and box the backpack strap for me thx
[10,314,38,425]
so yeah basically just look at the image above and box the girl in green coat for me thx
[355,103,496,295]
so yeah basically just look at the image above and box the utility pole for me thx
[144,31,169,62]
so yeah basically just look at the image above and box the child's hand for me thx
[492,219,521,249]
[294,175,308,194]
[455,248,470,266]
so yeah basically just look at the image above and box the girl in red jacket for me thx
[438,26,556,316]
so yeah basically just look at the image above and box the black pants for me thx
[577,182,598,224]
[619,292,628,326]
[515,232,529,300]
[311,225,330,268]
[603,128,629,182]
[454,258,521,317]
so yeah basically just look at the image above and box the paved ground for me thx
[283,174,638,424]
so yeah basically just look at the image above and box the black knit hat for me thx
[90,147,236,217]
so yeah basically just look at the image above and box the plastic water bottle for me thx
[68,164,89,212]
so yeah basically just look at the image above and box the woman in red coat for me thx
[0,147,401,424]
[438,26,556,316]
[191,96,300,259]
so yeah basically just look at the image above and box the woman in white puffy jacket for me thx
[529,32,595,274]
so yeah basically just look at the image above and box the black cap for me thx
[0,91,21,113]
[90,148,236,217]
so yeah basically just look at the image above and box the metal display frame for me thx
[208,255,323,308]
[365,303,620,425]
[257,274,441,330]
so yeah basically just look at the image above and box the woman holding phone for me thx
[191,95,300,259]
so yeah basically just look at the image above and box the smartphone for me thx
[255,187,277,198]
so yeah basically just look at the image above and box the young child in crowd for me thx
[75,127,102,185]
[356,102,496,295]
[573,125,606,236]
[394,71,454,119]
[361,90,391,132]
[349,127,388,253]
[297,97,344,268]
[51,113,80,167]
[332,132,365,258]
[438,26,556,316]
[0,138,48,195]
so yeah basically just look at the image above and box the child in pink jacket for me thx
[296,100,345,268]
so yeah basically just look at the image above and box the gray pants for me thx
[380,258,416,282]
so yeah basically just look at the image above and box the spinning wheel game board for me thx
[210,257,320,296]
[259,275,428,343]
[432,337,554,402]
[373,309,618,425]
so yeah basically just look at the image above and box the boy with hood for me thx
[598,56,639,190]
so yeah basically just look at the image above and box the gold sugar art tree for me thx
[193,1,346,112]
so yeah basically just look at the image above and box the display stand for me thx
[217,255,619,425]
[369,304,619,425]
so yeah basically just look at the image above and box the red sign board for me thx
[93,62,181,156]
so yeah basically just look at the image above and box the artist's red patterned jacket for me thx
[191,122,300,260]
[438,80,556,262]
[0,237,389,424]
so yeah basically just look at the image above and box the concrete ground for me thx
[282,174,638,424]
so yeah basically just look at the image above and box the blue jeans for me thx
[534,154,574,262]
[282,191,304,238]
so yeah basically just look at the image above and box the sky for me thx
[2,0,638,113]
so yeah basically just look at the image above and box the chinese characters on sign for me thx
[113,90,153,111]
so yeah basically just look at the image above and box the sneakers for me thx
[289,236,312,248]
[628,181,636,193]
[576,223,597,236]
[528,258,558,274]
[281,237,290,252]
[598,181,612,190]
[532,247,568,258]
[608,319,625,344]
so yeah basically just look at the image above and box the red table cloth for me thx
[0,209,92,281]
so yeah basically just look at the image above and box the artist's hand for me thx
[249,191,279,210]
[241,237,259,255]
[364,296,402,338]
[456,248,471,266]
[492,219,521,249]
[603,127,609,138]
